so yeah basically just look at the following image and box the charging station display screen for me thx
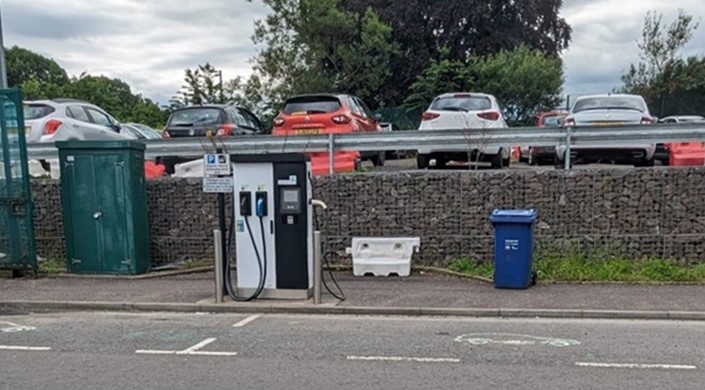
[283,189,298,203]
[280,188,301,214]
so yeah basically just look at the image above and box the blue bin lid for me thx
[490,209,538,224]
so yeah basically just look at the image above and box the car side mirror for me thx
[112,123,122,132]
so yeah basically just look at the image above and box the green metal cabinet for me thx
[57,141,150,275]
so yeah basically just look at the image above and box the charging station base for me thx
[237,288,313,300]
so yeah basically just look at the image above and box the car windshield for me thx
[573,97,645,113]
[128,124,162,139]
[168,108,222,126]
[431,96,491,112]
[542,115,566,127]
[23,104,55,120]
[282,96,341,115]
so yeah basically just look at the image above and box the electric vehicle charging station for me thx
[229,154,314,300]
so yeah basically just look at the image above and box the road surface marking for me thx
[0,321,36,333]
[177,338,216,354]
[0,345,51,351]
[185,351,238,357]
[135,338,237,357]
[455,333,580,347]
[233,314,262,328]
[135,349,176,355]
[575,362,697,370]
[347,356,460,363]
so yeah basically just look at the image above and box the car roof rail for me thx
[51,98,90,104]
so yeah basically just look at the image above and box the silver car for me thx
[23,99,128,144]
[556,94,656,167]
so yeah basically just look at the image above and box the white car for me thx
[659,115,705,124]
[416,92,511,169]
[556,94,656,167]
[23,99,128,144]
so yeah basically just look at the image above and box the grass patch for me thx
[38,258,66,277]
[448,252,705,283]
[448,259,494,279]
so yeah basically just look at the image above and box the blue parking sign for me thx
[207,154,216,165]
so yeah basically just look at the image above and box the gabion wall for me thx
[31,167,705,266]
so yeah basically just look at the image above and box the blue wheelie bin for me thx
[490,209,538,289]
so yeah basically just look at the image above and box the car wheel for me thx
[372,151,385,167]
[634,158,655,167]
[163,161,176,175]
[354,159,363,172]
[490,149,505,169]
[39,159,51,172]
[416,153,429,169]
[528,150,536,166]
[554,154,566,170]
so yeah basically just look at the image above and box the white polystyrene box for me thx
[173,159,204,178]
[346,237,421,277]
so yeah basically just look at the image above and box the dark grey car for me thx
[159,105,265,173]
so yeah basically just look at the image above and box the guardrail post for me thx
[328,133,335,175]
[564,126,572,170]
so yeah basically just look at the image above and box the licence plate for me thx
[25,126,31,135]
[296,128,322,135]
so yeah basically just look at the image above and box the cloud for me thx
[2,0,267,103]
[561,0,705,97]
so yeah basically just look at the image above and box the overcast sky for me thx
[3,0,704,104]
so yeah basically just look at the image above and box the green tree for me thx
[475,46,563,124]
[170,63,225,108]
[341,0,572,105]
[404,48,478,111]
[5,46,69,88]
[249,0,398,109]
[64,74,165,128]
[620,9,700,116]
[405,45,563,124]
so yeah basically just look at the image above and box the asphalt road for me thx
[1,311,703,390]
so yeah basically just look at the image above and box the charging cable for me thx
[308,174,345,301]
[224,195,268,302]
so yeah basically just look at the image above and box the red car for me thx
[272,94,385,167]
[519,111,567,165]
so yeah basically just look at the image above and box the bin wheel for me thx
[531,271,538,286]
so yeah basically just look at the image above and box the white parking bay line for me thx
[233,314,262,328]
[176,338,216,354]
[576,362,697,370]
[0,345,51,352]
[135,349,176,355]
[347,356,460,363]
[136,338,237,357]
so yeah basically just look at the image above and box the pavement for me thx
[2,270,705,320]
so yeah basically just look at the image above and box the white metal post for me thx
[313,230,322,304]
[213,229,224,303]
[328,134,335,175]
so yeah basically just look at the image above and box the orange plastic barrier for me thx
[309,151,360,176]
[511,146,521,162]
[145,161,167,179]
[667,142,705,166]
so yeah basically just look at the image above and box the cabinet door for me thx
[94,154,131,274]
[64,155,101,273]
